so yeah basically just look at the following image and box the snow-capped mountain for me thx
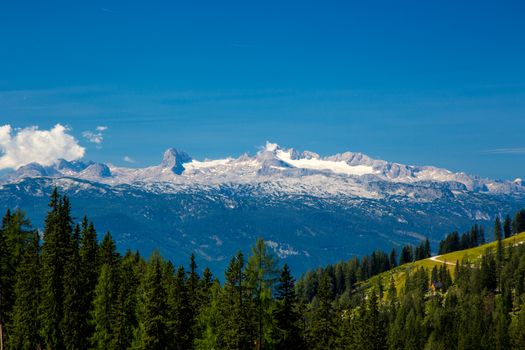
[1,142,524,275]
[3,142,523,196]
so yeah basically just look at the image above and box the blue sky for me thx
[1,0,524,179]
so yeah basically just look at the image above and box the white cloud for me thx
[123,156,135,163]
[0,124,85,170]
[82,126,108,146]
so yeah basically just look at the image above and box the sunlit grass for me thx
[360,231,525,299]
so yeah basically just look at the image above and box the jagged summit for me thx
[160,148,192,175]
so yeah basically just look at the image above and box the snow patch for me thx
[265,240,299,259]
[275,150,375,176]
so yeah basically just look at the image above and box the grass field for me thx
[361,231,525,297]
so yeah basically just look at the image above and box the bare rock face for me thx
[160,148,192,175]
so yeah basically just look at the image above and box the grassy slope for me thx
[363,231,525,296]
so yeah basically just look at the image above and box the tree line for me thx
[438,210,525,255]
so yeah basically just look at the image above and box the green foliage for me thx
[90,264,117,349]
[140,251,169,350]
[245,237,279,349]
[274,264,303,349]
[9,231,41,350]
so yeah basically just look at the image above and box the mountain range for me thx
[1,142,524,275]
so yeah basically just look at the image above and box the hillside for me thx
[368,231,525,295]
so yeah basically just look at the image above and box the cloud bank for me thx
[0,124,85,169]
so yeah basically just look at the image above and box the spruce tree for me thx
[0,209,11,350]
[90,264,117,349]
[140,252,169,350]
[503,214,512,238]
[217,252,253,349]
[9,231,42,350]
[78,219,99,342]
[308,273,336,349]
[273,264,303,350]
[495,216,504,264]
[39,190,72,349]
[113,251,140,350]
[0,208,33,347]
[389,248,397,268]
[194,281,222,350]
[513,209,525,234]
[61,224,85,350]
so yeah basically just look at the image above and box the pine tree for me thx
[399,245,413,265]
[273,264,303,350]
[511,297,525,348]
[171,265,192,349]
[493,295,510,350]
[61,224,85,350]
[513,209,525,234]
[503,214,512,238]
[99,231,119,268]
[90,264,117,349]
[0,208,33,347]
[9,231,42,350]
[495,216,504,265]
[113,251,140,350]
[308,273,336,349]
[424,238,431,258]
[217,252,253,349]
[389,248,397,268]
[0,209,11,350]
[186,253,200,345]
[140,252,169,350]
[194,281,221,350]
[39,190,73,349]
[78,218,99,342]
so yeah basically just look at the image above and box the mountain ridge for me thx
[2,142,523,196]
[1,142,524,275]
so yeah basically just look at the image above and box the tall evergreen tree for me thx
[78,218,99,342]
[273,264,303,350]
[217,252,253,349]
[503,214,512,238]
[513,209,525,234]
[308,273,336,349]
[90,263,117,349]
[0,209,11,350]
[0,208,33,347]
[39,190,72,349]
[245,238,279,349]
[113,251,140,350]
[194,281,222,350]
[495,216,504,264]
[140,252,169,350]
[9,231,42,350]
[61,224,85,350]
[389,248,397,268]
[99,231,119,268]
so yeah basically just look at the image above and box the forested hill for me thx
[2,190,525,349]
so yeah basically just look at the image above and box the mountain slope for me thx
[0,143,524,275]
[367,230,525,295]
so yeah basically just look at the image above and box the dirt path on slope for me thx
[429,256,457,266]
